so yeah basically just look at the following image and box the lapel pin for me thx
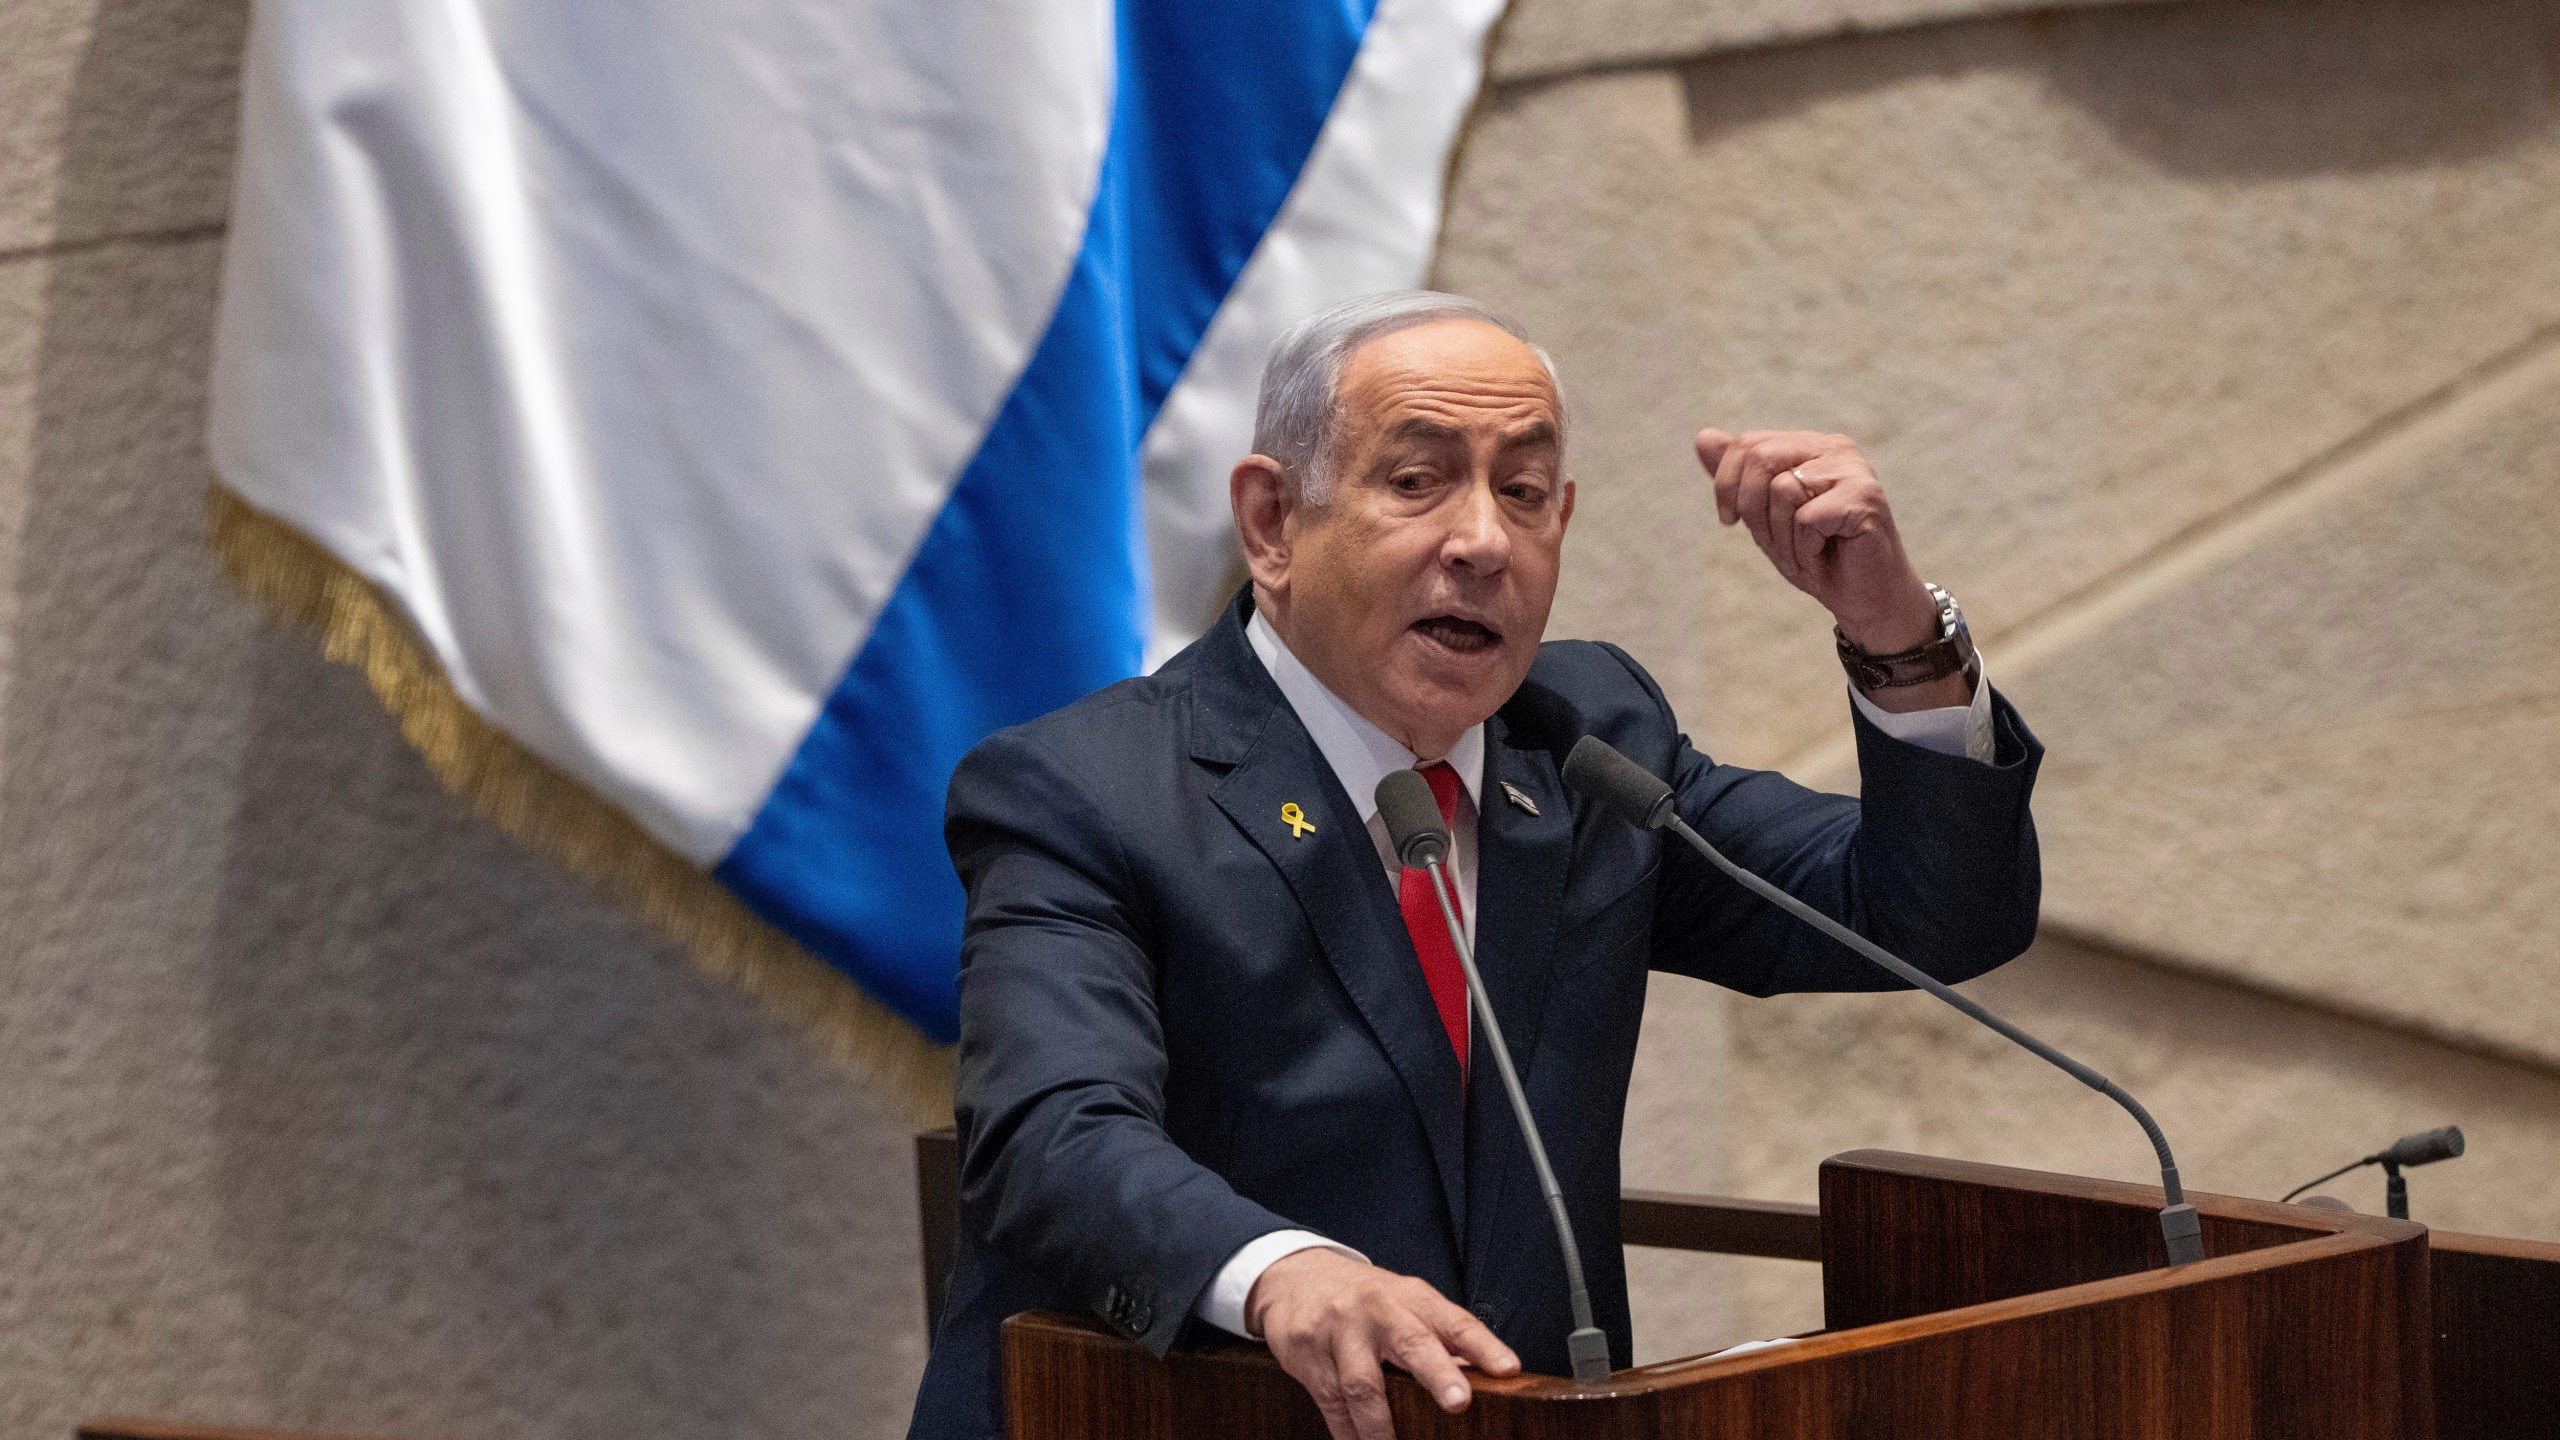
[1501,781,1539,816]
[1280,802,1315,839]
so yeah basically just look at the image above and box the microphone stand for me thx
[1414,854,1615,1384]
[2280,1128,2462,1220]
[1655,811,2208,1267]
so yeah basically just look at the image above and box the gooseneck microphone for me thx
[1558,735,2210,1268]
[1374,768,1613,1385]
[2280,1126,2464,1219]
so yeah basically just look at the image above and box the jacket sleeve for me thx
[1600,644,2045,995]
[944,726,1297,1356]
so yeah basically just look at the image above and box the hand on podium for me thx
[1245,1247,1521,1440]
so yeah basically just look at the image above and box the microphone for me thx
[2381,1126,2466,1169]
[1374,769,1613,1385]
[1559,736,2209,1268]
[2280,1126,2464,1219]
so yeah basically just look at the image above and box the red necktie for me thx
[1395,762,1469,1084]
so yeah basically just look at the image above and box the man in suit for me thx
[908,291,2041,1440]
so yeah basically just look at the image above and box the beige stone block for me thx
[2012,337,2560,1067]
[0,239,927,1437]
[1489,0,2150,83]
[1440,0,2560,768]
[1442,69,1723,723]
[1714,933,2560,1342]
[0,0,244,254]
[0,259,44,701]
[1620,972,1733,1362]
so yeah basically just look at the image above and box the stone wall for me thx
[1,0,2553,1432]
[1440,0,2560,1359]
[0,4,928,1437]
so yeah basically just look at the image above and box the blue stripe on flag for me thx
[716,0,1380,1041]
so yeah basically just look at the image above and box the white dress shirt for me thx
[1194,611,1994,1337]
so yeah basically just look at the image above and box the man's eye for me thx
[1392,472,1430,492]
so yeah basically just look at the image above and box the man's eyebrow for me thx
[1383,417,1561,448]
[1502,419,1560,450]
[1385,417,1468,445]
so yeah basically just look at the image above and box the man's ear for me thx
[1558,476,1576,531]
[1231,455,1294,596]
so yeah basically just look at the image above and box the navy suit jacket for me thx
[908,591,2043,1438]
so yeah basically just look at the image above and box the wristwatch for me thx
[1836,582,1978,691]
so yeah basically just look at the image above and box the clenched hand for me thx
[1697,428,1939,652]
[1698,427,1970,711]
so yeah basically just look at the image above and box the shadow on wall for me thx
[3,1,925,1435]
[1673,0,2560,178]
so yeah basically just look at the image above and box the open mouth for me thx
[1411,614,1502,655]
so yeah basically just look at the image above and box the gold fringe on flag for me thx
[206,482,957,1124]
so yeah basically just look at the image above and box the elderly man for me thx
[906,292,2041,1440]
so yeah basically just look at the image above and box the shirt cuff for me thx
[1194,1229,1369,1339]
[1847,654,1996,765]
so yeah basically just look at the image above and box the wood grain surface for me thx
[916,1126,961,1334]
[2429,1227,2560,1440]
[1005,1151,2437,1440]
[1619,1188,1820,1261]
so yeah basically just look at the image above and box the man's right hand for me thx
[1244,1247,1521,1440]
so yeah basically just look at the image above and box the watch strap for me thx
[1837,583,1977,690]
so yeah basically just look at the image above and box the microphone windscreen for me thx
[1562,736,1675,830]
[2381,1126,2465,1168]
[1375,769,1450,870]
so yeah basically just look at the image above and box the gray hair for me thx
[1250,290,1564,505]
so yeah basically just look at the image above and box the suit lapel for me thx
[1193,599,1470,1240]
[1462,709,1574,1268]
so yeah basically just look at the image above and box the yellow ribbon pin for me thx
[1280,802,1315,839]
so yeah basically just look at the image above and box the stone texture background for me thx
[1438,0,2560,1361]
[0,4,927,1437]
[1,0,2554,1433]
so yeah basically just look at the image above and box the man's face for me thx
[1254,318,1572,757]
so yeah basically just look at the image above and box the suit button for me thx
[1470,1301,1498,1324]
[1095,1284,1151,1338]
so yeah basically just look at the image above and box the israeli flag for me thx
[208,0,1505,1073]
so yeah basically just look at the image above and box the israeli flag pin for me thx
[1501,781,1539,816]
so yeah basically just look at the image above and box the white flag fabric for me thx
[209,0,1505,1075]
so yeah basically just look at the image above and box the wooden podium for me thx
[56,1147,2560,1440]
[904,1132,2557,1439]
[998,1151,2436,1439]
